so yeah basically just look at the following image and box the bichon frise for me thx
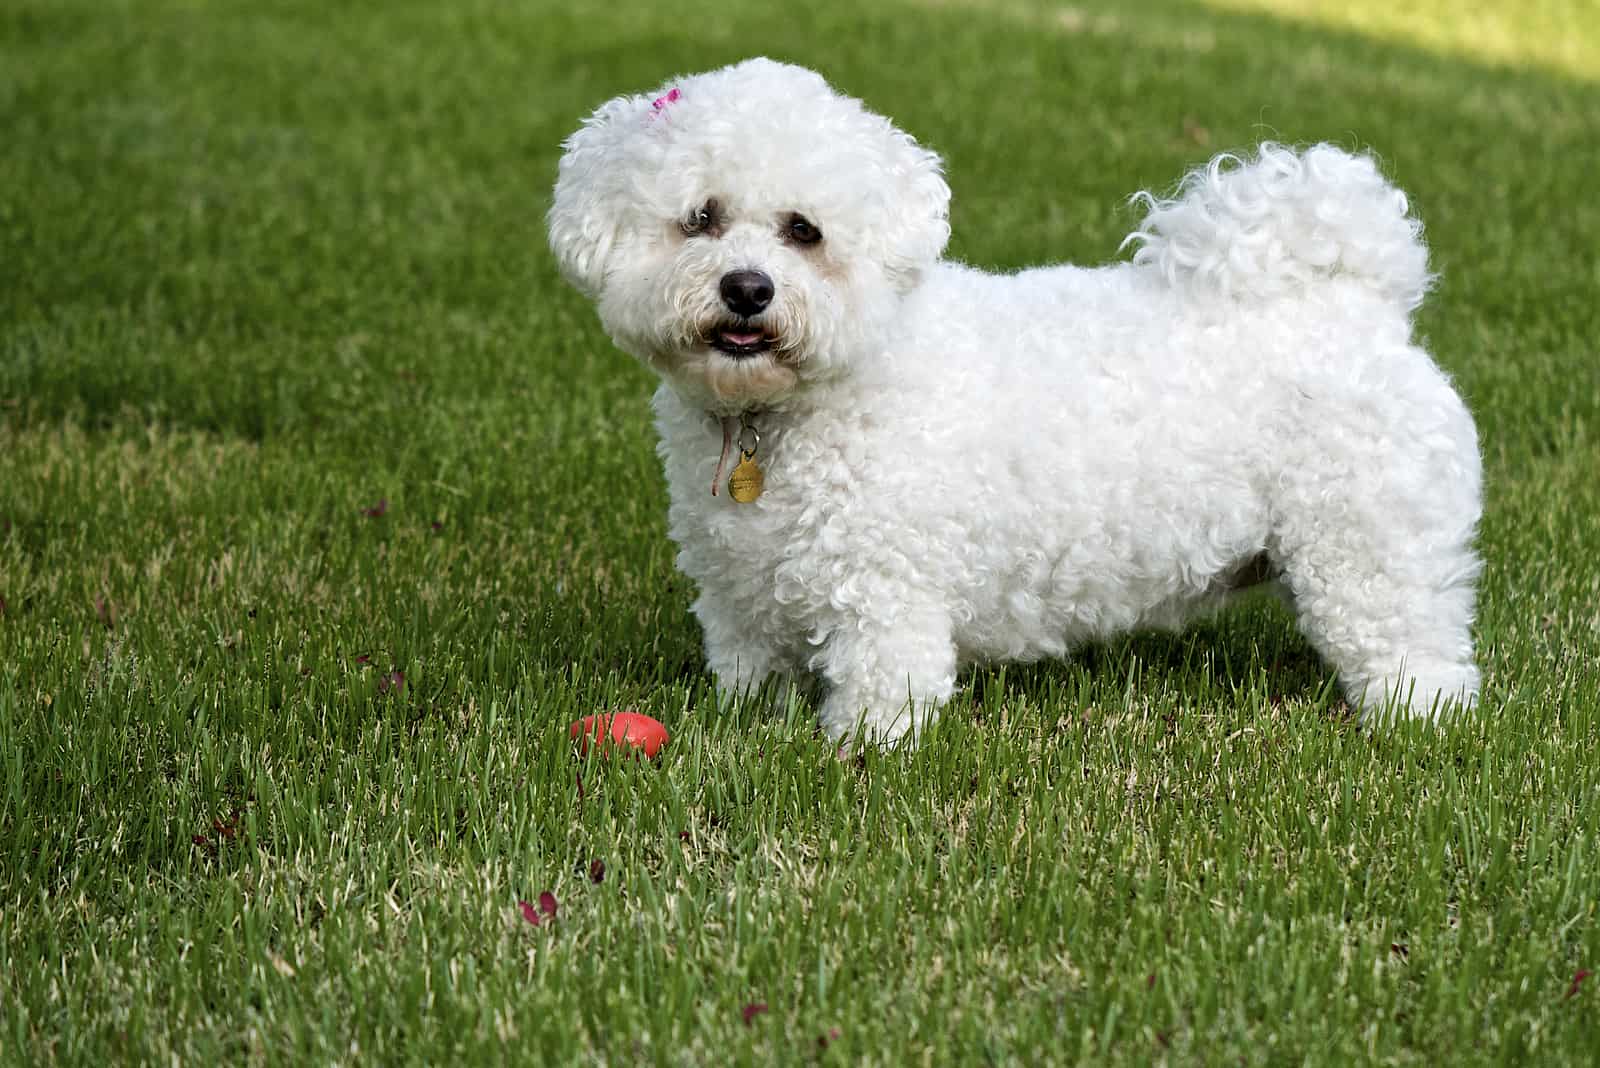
[547,58,1481,746]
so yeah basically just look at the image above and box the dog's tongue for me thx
[721,331,763,346]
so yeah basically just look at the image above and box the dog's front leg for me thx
[817,606,957,748]
[695,590,807,714]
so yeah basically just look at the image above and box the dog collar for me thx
[711,412,764,503]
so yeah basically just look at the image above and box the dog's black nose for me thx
[719,270,774,316]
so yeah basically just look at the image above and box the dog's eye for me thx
[682,199,719,237]
[785,214,822,246]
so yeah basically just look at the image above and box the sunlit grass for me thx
[911,0,1600,81]
[1203,0,1600,80]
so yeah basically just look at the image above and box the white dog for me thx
[548,58,1482,745]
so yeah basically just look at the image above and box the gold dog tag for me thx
[728,453,764,503]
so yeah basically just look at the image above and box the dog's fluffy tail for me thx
[1124,143,1432,310]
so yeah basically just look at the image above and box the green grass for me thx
[3,0,1599,1063]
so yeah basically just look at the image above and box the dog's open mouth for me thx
[708,324,776,357]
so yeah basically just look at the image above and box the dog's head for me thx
[547,58,950,412]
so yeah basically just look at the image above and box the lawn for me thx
[3,0,1599,1063]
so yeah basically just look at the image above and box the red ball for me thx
[569,711,669,758]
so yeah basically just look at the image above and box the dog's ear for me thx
[875,131,951,292]
[547,93,654,298]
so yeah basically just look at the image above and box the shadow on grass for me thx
[973,620,1329,710]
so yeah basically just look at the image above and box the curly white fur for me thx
[1124,143,1433,310]
[549,59,1482,746]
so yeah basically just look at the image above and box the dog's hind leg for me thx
[1258,334,1484,721]
[1280,542,1480,720]
[1270,453,1482,721]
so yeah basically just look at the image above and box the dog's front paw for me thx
[820,689,938,750]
